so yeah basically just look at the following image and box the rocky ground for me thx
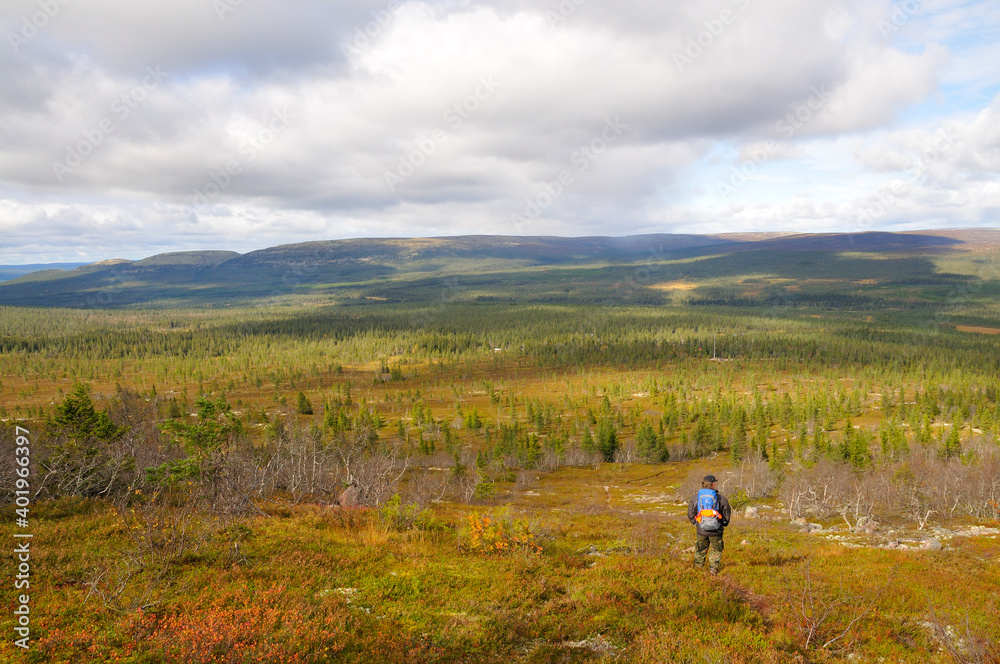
[741,504,1000,551]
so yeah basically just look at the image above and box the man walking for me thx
[687,474,732,574]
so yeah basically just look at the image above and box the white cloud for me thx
[0,0,997,262]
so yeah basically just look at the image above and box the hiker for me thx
[687,474,732,574]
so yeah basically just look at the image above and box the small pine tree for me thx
[596,419,618,462]
[730,433,746,465]
[940,423,962,459]
[167,397,183,419]
[636,422,664,462]
[297,391,313,415]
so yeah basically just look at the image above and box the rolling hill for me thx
[0,230,993,309]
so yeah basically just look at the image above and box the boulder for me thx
[921,538,942,551]
[744,506,759,519]
[791,517,808,527]
[336,484,360,508]
[855,516,878,534]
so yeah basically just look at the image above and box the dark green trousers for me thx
[694,533,724,571]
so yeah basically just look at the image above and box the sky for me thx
[0,0,998,263]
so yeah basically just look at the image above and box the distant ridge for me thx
[0,262,89,283]
[0,231,979,308]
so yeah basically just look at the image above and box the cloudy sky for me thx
[1,0,998,263]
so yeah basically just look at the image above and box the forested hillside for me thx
[0,231,980,308]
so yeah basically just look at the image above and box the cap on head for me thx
[703,474,717,483]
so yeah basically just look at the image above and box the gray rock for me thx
[921,538,942,551]
[336,484,360,507]
[791,517,808,527]
[744,506,759,519]
[808,523,823,532]
[855,516,879,534]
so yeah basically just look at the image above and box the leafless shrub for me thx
[675,470,704,505]
[36,431,139,503]
[108,386,166,484]
[613,439,638,464]
[777,460,854,520]
[411,449,455,469]
[404,468,450,506]
[571,487,613,515]
[948,440,1000,518]
[515,471,538,492]
[538,446,564,471]
[722,454,777,499]
[667,441,696,461]
[332,426,409,506]
[35,387,174,507]
[837,464,910,526]
[85,502,212,614]
[454,467,482,503]
[899,448,1000,523]
[926,600,1000,664]
[785,557,894,653]
[118,502,215,560]
[626,514,671,557]
[206,447,263,516]
[84,549,166,614]
[259,420,338,501]
[778,445,1000,528]
[562,445,603,468]
[779,470,813,520]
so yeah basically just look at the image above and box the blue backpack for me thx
[696,488,723,532]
